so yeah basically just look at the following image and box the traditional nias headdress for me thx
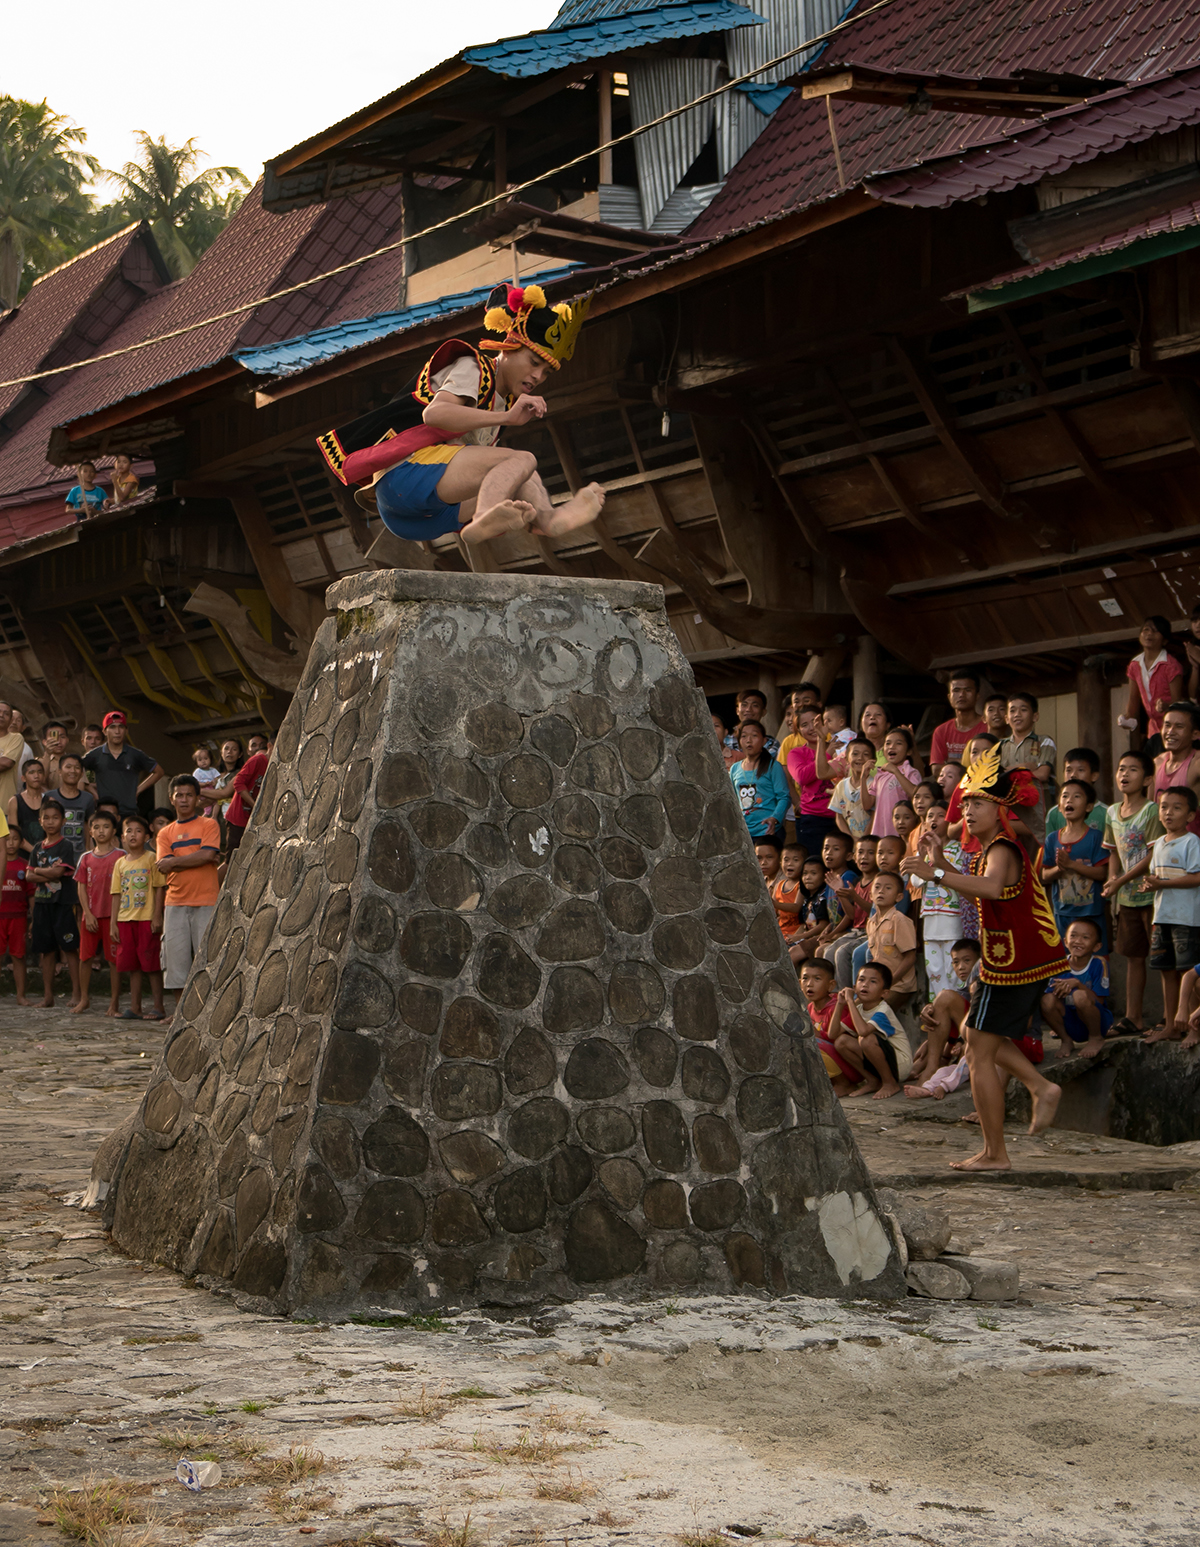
[959,743,1039,834]
[480,283,589,369]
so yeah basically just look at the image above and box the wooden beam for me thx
[272,61,473,176]
[889,334,1062,550]
[54,361,242,449]
[998,312,1156,532]
[174,480,326,643]
[637,529,857,651]
[816,363,983,567]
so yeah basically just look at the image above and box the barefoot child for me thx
[110,815,166,1020]
[1115,785,1200,1041]
[319,285,604,548]
[836,962,914,1099]
[0,830,32,1003]
[1042,779,1109,948]
[27,800,80,1008]
[1100,750,1162,1033]
[156,776,221,1005]
[826,833,878,986]
[901,744,1069,1170]
[1040,918,1112,1057]
[74,810,124,1016]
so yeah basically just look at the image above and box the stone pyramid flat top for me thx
[328,570,667,612]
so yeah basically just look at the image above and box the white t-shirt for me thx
[866,1001,914,1080]
[1150,831,1200,926]
[430,356,501,449]
[193,765,221,787]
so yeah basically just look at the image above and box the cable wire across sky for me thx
[0,0,899,394]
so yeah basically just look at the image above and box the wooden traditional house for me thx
[5,0,1200,783]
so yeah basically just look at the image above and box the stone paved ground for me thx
[2,1000,1198,1547]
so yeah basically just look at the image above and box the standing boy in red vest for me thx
[902,744,1068,1171]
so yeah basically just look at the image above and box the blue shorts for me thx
[375,460,462,541]
[1062,1002,1114,1041]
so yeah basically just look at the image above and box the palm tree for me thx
[0,97,98,307]
[105,134,248,279]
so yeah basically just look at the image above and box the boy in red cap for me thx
[319,285,605,547]
[81,712,163,820]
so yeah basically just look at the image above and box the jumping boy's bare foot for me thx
[534,482,605,537]
[950,1152,1012,1172]
[1028,1080,1061,1135]
[462,499,535,543]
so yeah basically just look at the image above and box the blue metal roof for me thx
[463,1,764,79]
[231,267,579,381]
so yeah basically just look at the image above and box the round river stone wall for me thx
[107,572,903,1312]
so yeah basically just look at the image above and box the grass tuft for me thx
[535,1469,595,1503]
[475,1427,580,1467]
[153,1428,217,1454]
[47,1476,152,1546]
[246,1446,329,1485]
[427,1510,477,1546]
[263,1484,335,1521]
[238,1399,268,1414]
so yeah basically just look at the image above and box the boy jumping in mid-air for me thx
[319,284,604,549]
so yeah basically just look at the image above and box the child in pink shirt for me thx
[74,809,124,1015]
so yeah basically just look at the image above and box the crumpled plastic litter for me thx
[175,1458,221,1491]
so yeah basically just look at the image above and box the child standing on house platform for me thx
[1101,750,1161,1033]
[1042,779,1109,948]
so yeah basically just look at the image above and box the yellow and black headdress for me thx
[480,283,588,370]
[960,743,1039,811]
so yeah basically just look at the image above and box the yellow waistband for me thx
[405,444,463,466]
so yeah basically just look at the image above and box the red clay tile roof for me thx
[688,0,1200,238]
[866,67,1200,206]
[0,224,163,427]
[0,183,408,507]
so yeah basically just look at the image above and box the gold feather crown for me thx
[959,742,1038,809]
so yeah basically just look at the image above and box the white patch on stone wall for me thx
[529,826,551,856]
[806,1191,892,1286]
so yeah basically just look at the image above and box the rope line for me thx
[0,0,897,393]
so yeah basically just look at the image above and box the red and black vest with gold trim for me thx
[968,835,1068,986]
[316,341,499,485]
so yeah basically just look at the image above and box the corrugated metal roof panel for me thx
[231,265,579,381]
[463,0,764,78]
[865,69,1200,207]
[688,0,1200,239]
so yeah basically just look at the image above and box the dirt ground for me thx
[1,1000,1197,1547]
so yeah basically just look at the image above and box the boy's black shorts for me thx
[968,978,1045,1040]
[30,907,79,955]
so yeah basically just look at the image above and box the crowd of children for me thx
[723,636,1200,1103]
[0,707,271,1019]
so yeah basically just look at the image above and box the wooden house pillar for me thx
[1078,657,1113,802]
[852,635,882,725]
[598,71,613,185]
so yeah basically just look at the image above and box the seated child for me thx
[768,841,805,959]
[755,839,783,890]
[1040,917,1112,1058]
[1174,965,1200,1049]
[905,1052,971,1101]
[864,871,918,1007]
[834,962,914,1099]
[801,956,862,1096]
[785,855,831,965]
[908,937,980,1084]
[825,833,876,987]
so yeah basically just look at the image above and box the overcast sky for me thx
[7,0,560,194]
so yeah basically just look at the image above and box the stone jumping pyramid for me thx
[106,572,903,1312]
